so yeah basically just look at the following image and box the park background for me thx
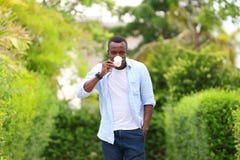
[1,0,240,159]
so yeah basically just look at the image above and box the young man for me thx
[77,36,155,160]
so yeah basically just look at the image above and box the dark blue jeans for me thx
[102,128,145,160]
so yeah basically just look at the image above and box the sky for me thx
[36,0,239,34]
[115,0,142,6]
[79,0,238,34]
[76,0,142,24]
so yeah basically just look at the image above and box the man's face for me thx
[108,41,127,62]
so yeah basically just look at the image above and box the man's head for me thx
[108,36,128,51]
[107,36,128,65]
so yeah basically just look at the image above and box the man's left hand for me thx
[142,126,149,138]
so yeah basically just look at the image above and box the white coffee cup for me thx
[113,56,122,67]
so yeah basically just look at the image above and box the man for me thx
[77,36,155,160]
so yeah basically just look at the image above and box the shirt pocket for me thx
[130,82,140,96]
[129,82,142,109]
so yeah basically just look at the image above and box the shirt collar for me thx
[126,58,133,68]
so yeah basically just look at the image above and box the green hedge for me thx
[0,55,59,160]
[145,111,166,159]
[135,41,240,108]
[23,77,59,160]
[165,51,240,102]
[165,89,240,160]
[43,96,102,160]
[233,107,240,160]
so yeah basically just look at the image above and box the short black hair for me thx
[108,36,128,50]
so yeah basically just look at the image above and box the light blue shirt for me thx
[77,58,155,144]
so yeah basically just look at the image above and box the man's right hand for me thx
[83,60,114,92]
[100,60,114,76]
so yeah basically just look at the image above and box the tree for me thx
[110,0,178,47]
[109,0,240,51]
[136,39,240,159]
[7,0,111,81]
[40,0,114,20]
[0,0,32,59]
[168,0,240,48]
[0,1,111,159]
[134,37,240,107]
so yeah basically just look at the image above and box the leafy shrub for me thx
[0,1,32,59]
[134,40,240,160]
[165,89,240,160]
[43,96,102,160]
[0,55,59,160]
[165,51,240,101]
[233,103,240,160]
[135,40,240,108]
[145,111,166,159]
[23,76,59,160]
[11,1,110,79]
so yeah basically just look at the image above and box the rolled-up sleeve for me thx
[76,63,102,99]
[140,64,156,107]
[76,79,92,98]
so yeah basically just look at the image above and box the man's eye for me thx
[110,51,126,55]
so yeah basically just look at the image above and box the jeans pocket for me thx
[139,128,145,137]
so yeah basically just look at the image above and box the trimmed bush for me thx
[0,55,59,160]
[233,107,240,160]
[43,97,102,160]
[165,89,240,160]
[145,111,166,159]
[135,40,240,108]
[165,51,240,101]
[23,77,59,160]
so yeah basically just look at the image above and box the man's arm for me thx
[142,105,154,138]
[83,59,114,92]
[139,64,155,137]
[83,73,103,92]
